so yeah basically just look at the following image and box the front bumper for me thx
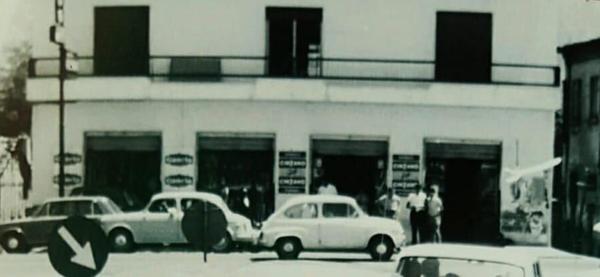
[232,228,261,244]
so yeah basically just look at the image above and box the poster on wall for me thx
[500,158,560,245]
[278,151,307,194]
[391,154,420,196]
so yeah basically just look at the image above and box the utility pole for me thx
[51,0,66,197]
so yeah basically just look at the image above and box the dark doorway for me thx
[267,7,322,76]
[426,142,501,244]
[311,139,388,215]
[196,136,275,223]
[435,12,492,83]
[94,7,149,75]
[83,135,161,211]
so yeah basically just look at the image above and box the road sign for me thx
[181,201,227,261]
[48,216,109,277]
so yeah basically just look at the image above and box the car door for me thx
[319,202,366,249]
[21,201,70,245]
[140,198,179,243]
[279,202,320,249]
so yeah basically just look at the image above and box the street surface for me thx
[0,249,397,277]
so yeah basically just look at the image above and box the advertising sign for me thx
[165,153,194,167]
[391,155,420,196]
[278,151,307,194]
[500,158,560,245]
[164,174,194,187]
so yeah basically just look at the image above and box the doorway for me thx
[196,135,275,222]
[311,138,388,214]
[425,141,501,244]
[84,134,161,211]
[266,7,322,76]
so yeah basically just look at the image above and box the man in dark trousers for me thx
[406,184,427,244]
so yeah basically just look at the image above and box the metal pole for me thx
[58,44,66,197]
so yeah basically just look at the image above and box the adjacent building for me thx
[27,1,561,245]
[557,38,600,255]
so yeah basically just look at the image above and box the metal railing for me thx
[28,56,560,87]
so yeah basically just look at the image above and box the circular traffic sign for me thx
[48,216,109,277]
[181,201,227,250]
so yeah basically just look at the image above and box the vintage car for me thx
[98,191,257,252]
[257,194,405,260]
[393,244,541,277]
[506,246,600,277]
[0,196,122,253]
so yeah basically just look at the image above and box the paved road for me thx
[0,250,398,276]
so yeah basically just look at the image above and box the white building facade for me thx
[27,0,561,245]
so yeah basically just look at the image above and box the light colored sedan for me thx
[0,196,121,253]
[258,194,405,260]
[98,191,257,252]
[393,244,541,277]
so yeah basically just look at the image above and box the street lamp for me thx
[50,0,66,197]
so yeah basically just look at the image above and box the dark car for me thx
[0,196,122,253]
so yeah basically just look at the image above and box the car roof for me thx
[150,191,225,203]
[43,196,111,203]
[398,243,538,267]
[282,194,358,207]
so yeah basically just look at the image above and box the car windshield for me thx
[396,257,525,277]
[103,198,123,213]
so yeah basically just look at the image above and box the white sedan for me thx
[393,244,541,277]
[98,191,257,252]
[258,194,405,260]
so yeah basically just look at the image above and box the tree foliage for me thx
[0,42,31,137]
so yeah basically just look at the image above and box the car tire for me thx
[275,237,301,260]
[109,229,134,253]
[368,235,394,261]
[212,232,233,253]
[1,232,30,254]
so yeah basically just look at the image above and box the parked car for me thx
[393,244,540,277]
[506,246,600,277]
[98,191,257,252]
[0,196,122,253]
[257,194,405,260]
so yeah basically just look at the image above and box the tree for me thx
[0,41,32,137]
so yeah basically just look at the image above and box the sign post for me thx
[181,201,227,262]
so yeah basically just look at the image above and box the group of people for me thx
[377,184,443,244]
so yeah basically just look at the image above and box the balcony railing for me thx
[28,56,560,87]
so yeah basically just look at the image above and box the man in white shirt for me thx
[406,184,427,244]
[317,181,338,195]
[377,188,402,220]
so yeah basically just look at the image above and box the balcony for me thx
[28,56,560,87]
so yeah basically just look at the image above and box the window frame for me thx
[283,202,319,219]
[321,202,358,218]
[147,198,177,213]
[590,76,599,125]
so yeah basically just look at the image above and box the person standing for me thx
[317,181,338,195]
[426,184,443,243]
[406,184,427,244]
[376,187,402,220]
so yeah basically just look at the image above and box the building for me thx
[27,1,560,245]
[557,38,600,255]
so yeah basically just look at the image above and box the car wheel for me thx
[368,235,394,261]
[275,237,301,260]
[109,229,134,253]
[1,232,30,253]
[212,233,232,253]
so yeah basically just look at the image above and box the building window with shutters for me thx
[571,79,582,132]
[590,76,599,125]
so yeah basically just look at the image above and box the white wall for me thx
[30,99,555,209]
[30,0,558,67]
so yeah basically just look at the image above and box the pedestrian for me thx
[406,184,427,244]
[376,187,402,219]
[317,181,338,195]
[426,184,443,243]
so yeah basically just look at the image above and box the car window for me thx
[322,203,357,218]
[148,199,176,213]
[72,201,92,215]
[32,203,49,217]
[93,202,105,215]
[284,203,318,219]
[49,202,68,216]
[396,257,525,277]
[181,198,202,212]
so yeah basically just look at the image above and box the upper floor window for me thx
[266,7,322,77]
[570,79,582,130]
[94,6,149,76]
[590,76,599,124]
[435,12,492,83]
